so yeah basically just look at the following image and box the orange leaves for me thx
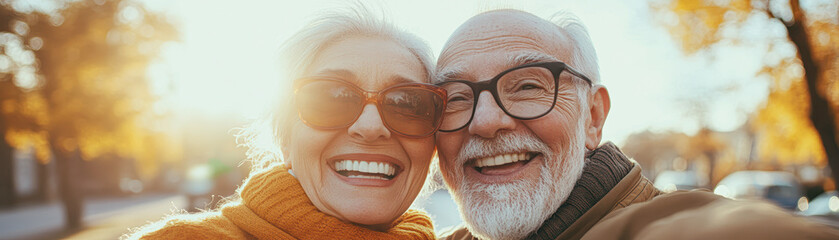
[754,81,826,165]
[0,0,178,178]
[652,0,753,54]
[653,0,839,167]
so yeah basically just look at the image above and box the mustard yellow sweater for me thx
[126,165,435,239]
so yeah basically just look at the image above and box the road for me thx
[0,194,186,240]
[0,189,469,239]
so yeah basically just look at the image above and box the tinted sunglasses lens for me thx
[296,81,363,128]
[380,87,444,137]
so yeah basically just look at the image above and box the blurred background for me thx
[0,0,837,239]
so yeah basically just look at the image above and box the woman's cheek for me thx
[288,122,336,188]
[401,136,436,191]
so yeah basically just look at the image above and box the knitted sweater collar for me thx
[221,165,435,240]
[526,142,634,239]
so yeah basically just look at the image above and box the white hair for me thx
[236,4,435,171]
[550,11,601,85]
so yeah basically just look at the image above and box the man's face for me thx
[435,11,592,239]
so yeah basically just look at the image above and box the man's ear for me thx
[585,85,610,150]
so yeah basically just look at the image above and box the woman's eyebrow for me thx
[310,68,356,79]
[305,69,418,88]
[389,75,417,85]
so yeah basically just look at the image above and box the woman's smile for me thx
[328,153,405,186]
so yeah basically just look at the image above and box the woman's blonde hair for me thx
[236,4,434,172]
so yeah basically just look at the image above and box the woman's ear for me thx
[280,139,291,169]
[276,116,292,169]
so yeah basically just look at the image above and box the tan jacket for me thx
[442,163,659,240]
[442,164,839,240]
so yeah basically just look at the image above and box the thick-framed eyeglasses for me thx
[294,79,448,138]
[435,61,592,132]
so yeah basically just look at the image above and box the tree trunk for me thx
[707,152,717,185]
[785,0,839,187]
[0,117,15,208]
[53,144,84,229]
[35,158,50,201]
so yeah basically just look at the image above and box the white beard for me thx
[446,118,587,240]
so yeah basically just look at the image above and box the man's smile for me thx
[471,152,539,175]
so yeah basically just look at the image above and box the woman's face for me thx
[284,36,435,229]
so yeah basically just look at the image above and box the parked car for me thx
[653,170,702,192]
[800,191,839,216]
[799,191,839,229]
[713,171,803,210]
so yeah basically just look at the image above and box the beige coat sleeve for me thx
[582,190,839,240]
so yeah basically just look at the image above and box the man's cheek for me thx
[529,111,578,147]
[436,134,461,163]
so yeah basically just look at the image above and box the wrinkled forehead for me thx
[437,10,572,81]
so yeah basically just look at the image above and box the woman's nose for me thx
[348,104,392,142]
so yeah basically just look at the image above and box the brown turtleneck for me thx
[526,142,634,239]
[442,142,661,240]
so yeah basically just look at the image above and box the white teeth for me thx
[333,160,398,177]
[359,162,369,172]
[475,153,532,168]
[374,162,383,174]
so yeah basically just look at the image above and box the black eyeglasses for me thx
[435,61,592,132]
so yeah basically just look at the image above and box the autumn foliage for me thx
[0,0,177,227]
[651,0,838,185]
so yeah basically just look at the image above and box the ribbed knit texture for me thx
[227,165,436,239]
[132,164,435,240]
[526,142,633,239]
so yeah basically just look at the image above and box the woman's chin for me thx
[320,168,409,227]
[338,205,401,229]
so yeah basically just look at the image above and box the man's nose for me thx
[348,104,391,142]
[468,91,516,138]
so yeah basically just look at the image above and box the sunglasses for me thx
[294,79,448,138]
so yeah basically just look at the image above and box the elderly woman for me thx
[126,7,444,240]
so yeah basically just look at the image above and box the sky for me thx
[139,0,772,146]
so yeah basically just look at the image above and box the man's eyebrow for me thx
[509,52,560,66]
[435,53,558,83]
[436,67,466,83]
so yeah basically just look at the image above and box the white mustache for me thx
[455,131,553,165]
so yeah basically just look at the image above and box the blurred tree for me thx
[622,130,690,178]
[652,0,839,186]
[681,128,728,184]
[0,2,51,209]
[0,0,176,228]
[622,128,733,185]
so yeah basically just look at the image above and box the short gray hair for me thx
[550,11,601,85]
[238,4,434,171]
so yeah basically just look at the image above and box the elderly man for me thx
[434,9,839,240]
